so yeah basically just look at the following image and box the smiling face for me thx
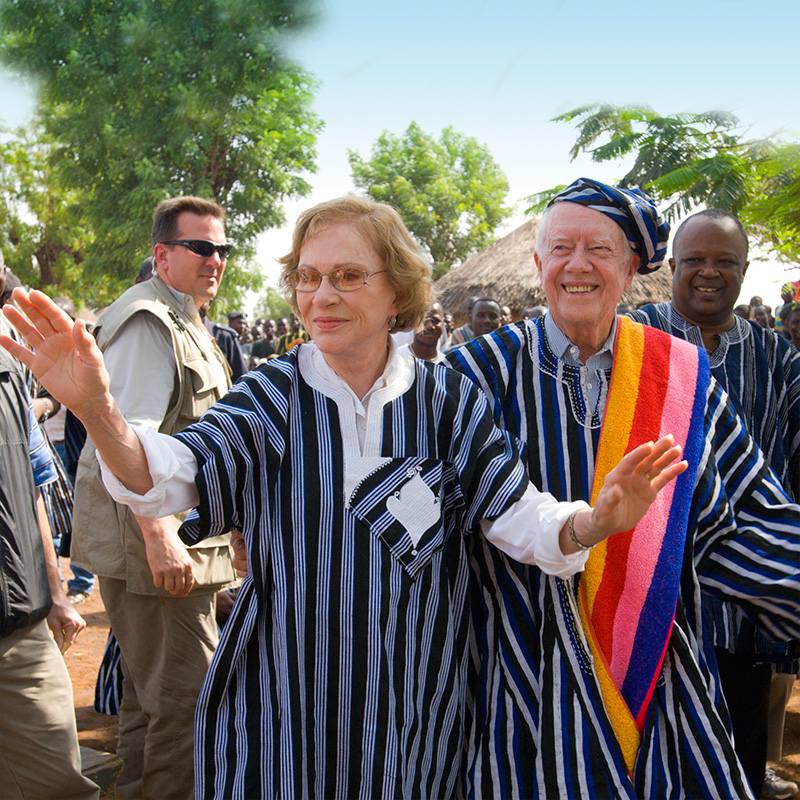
[296,222,398,368]
[669,215,749,332]
[535,203,639,356]
[413,303,445,348]
[471,300,502,336]
[153,212,228,307]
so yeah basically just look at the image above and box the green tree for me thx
[0,119,93,298]
[526,104,766,219]
[525,103,800,262]
[253,284,292,320]
[746,143,800,261]
[349,122,511,279]
[0,0,321,305]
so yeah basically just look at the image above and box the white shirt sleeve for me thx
[481,483,591,577]
[98,425,200,517]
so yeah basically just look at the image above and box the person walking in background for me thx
[397,301,447,362]
[273,311,311,354]
[69,196,238,800]
[0,273,99,800]
[450,295,478,345]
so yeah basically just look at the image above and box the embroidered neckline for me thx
[527,317,609,429]
[655,302,751,370]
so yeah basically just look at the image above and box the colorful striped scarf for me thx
[578,316,708,772]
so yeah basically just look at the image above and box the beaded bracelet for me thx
[567,511,593,551]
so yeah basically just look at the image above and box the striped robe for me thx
[630,302,800,663]
[629,303,800,495]
[446,318,800,799]
[176,348,529,800]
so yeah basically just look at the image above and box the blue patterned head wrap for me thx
[547,178,670,274]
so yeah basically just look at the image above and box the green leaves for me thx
[0,0,321,306]
[527,103,800,262]
[0,120,92,295]
[349,122,511,279]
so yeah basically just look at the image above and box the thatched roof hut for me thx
[435,217,675,322]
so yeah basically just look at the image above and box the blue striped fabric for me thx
[445,318,800,799]
[548,178,670,274]
[630,303,800,667]
[94,630,123,715]
[175,350,529,799]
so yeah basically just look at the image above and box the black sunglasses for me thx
[162,239,233,259]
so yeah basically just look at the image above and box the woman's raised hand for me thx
[1,288,111,418]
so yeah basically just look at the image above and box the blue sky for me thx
[2,0,799,305]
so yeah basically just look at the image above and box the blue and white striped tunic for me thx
[446,318,800,800]
[630,302,800,663]
[629,303,800,495]
[176,348,529,800]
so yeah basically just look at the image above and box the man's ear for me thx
[152,243,168,267]
[622,250,639,291]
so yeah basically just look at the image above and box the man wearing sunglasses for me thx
[70,196,238,800]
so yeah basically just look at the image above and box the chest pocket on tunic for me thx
[345,457,463,579]
[181,357,221,421]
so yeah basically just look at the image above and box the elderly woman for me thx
[1,197,684,800]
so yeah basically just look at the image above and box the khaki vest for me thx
[72,277,237,594]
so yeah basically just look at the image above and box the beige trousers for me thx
[99,577,218,800]
[0,619,100,800]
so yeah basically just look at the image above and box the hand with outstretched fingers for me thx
[1,288,111,419]
[568,436,688,550]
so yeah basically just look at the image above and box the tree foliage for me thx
[0,119,93,296]
[746,143,800,260]
[525,103,800,262]
[349,122,511,279]
[253,284,292,320]
[0,0,321,305]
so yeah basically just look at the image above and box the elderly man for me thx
[70,196,237,799]
[629,209,800,798]
[446,178,800,798]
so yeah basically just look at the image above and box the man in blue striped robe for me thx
[628,209,800,795]
[446,179,800,799]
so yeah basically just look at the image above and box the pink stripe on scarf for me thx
[608,343,698,684]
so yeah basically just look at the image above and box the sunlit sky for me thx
[2,0,799,308]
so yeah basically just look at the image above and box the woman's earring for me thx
[388,315,397,330]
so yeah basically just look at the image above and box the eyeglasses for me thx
[161,240,233,259]
[285,267,389,293]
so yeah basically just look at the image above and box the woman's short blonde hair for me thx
[278,196,433,332]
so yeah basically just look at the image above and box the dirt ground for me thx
[64,559,800,798]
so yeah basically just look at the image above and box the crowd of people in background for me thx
[3,184,800,800]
